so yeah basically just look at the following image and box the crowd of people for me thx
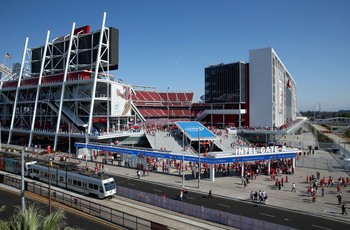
[249,190,268,204]
[304,171,350,204]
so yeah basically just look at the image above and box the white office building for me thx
[249,47,297,128]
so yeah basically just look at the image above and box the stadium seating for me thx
[132,90,194,122]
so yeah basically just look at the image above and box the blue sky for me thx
[1,0,349,112]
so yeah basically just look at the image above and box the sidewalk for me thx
[92,152,350,223]
[2,128,350,225]
[77,129,350,224]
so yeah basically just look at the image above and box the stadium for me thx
[0,12,305,154]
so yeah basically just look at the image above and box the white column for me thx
[168,159,171,174]
[54,22,76,151]
[210,164,215,181]
[193,163,197,179]
[241,163,244,178]
[268,160,271,175]
[8,37,28,144]
[29,31,50,147]
[292,157,296,171]
[87,12,107,135]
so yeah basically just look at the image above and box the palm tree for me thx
[0,205,9,230]
[1,204,75,230]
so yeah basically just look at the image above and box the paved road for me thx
[111,173,350,230]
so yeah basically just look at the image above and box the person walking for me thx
[312,193,317,203]
[208,190,213,198]
[249,191,254,201]
[337,195,342,205]
[341,203,347,215]
[183,187,188,200]
[137,170,141,179]
[291,182,296,192]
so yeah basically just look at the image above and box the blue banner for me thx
[75,143,297,164]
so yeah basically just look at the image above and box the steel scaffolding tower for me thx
[0,12,145,151]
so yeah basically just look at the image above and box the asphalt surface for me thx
[110,173,350,230]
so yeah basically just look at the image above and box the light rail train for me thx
[0,155,116,199]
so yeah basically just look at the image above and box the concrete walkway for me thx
[78,130,350,225]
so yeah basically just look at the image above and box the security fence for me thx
[296,156,340,170]
[295,142,350,174]
[116,186,292,230]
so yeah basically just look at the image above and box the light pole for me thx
[68,123,71,159]
[198,128,201,189]
[48,157,52,215]
[182,130,185,188]
[0,122,2,151]
[167,105,170,128]
[344,141,347,158]
[265,122,268,146]
[154,127,157,149]
[83,124,88,162]
[21,148,25,213]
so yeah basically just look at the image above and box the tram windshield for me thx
[104,181,116,191]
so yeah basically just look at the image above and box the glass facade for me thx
[205,62,248,104]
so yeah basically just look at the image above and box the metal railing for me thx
[1,175,151,230]
[295,142,350,174]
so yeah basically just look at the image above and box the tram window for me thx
[100,186,103,193]
[68,179,72,184]
[89,183,93,189]
[94,184,98,190]
[73,180,77,185]
[44,172,48,178]
[77,181,81,187]
[59,176,64,182]
[83,182,87,188]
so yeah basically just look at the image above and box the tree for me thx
[344,129,350,139]
[1,204,75,230]
[0,205,9,230]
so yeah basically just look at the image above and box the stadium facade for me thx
[0,13,146,151]
[0,12,298,151]
[197,47,297,130]
[200,62,249,127]
[249,48,297,129]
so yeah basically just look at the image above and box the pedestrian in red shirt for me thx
[337,184,341,193]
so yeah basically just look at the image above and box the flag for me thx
[5,53,12,59]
